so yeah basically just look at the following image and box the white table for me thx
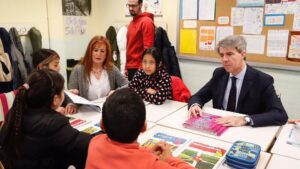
[157,107,280,151]
[138,125,270,169]
[145,100,187,122]
[266,154,300,169]
[271,124,300,160]
[72,105,157,131]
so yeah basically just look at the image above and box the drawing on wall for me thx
[288,32,300,60]
[143,0,162,15]
[64,16,88,36]
[62,0,91,16]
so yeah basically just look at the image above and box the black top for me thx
[1,107,92,169]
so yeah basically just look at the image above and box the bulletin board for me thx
[178,0,300,68]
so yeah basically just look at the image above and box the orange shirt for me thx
[85,134,195,169]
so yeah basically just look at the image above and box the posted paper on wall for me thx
[231,7,245,26]
[199,26,216,51]
[267,30,289,57]
[198,0,216,20]
[243,8,263,35]
[181,0,198,19]
[293,0,300,30]
[288,35,300,59]
[237,0,264,7]
[216,26,234,45]
[265,1,297,14]
[64,16,87,36]
[180,29,197,54]
[242,35,265,54]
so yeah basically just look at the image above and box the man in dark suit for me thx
[188,35,288,127]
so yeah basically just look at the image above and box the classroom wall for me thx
[1,0,299,117]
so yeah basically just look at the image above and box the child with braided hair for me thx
[0,69,91,169]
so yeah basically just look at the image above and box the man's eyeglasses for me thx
[126,3,139,8]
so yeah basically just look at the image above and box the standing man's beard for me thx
[130,11,137,16]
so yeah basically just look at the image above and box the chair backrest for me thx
[171,76,191,103]
[0,90,17,126]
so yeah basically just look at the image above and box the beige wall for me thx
[98,0,179,46]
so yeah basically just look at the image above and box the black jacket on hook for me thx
[154,27,181,78]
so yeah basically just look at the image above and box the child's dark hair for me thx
[32,48,60,69]
[142,47,162,68]
[0,69,64,167]
[102,88,146,143]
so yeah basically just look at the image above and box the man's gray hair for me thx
[216,35,247,54]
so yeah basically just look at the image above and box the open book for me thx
[141,132,226,169]
[183,113,229,136]
[65,90,102,112]
[287,124,300,147]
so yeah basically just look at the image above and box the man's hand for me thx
[147,88,157,95]
[216,116,247,126]
[188,104,203,117]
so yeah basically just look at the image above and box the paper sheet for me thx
[265,1,296,14]
[181,0,198,19]
[180,29,197,54]
[231,7,245,26]
[242,35,266,54]
[243,8,263,35]
[199,26,216,51]
[216,26,234,45]
[65,90,101,108]
[267,30,289,57]
[198,0,216,20]
[288,35,300,59]
[237,0,265,7]
[293,0,300,30]
[183,20,197,28]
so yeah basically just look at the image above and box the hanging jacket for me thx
[171,76,191,103]
[106,26,120,69]
[0,28,13,92]
[9,27,33,72]
[9,28,30,87]
[117,26,127,74]
[28,27,42,53]
[154,27,182,78]
[0,39,12,82]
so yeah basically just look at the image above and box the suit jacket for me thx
[188,65,288,127]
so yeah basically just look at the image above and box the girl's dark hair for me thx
[142,47,162,69]
[32,48,60,69]
[0,69,64,167]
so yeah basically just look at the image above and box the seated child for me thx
[32,48,77,114]
[129,47,172,105]
[85,88,195,169]
[0,69,91,169]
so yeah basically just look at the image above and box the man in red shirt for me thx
[126,0,155,80]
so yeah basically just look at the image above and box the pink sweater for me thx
[85,134,195,169]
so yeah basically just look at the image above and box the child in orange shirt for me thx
[85,88,195,169]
